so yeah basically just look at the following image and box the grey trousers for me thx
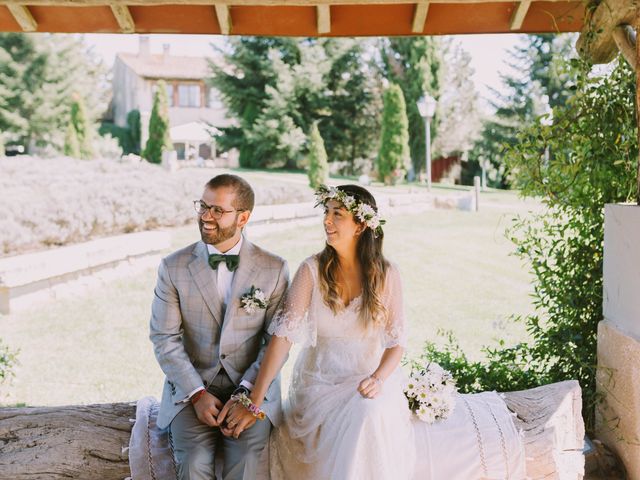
[169,373,272,480]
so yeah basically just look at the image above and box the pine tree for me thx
[466,34,577,187]
[377,84,411,185]
[380,37,441,176]
[143,80,172,164]
[63,119,80,158]
[432,39,481,159]
[307,122,329,189]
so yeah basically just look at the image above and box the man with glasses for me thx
[150,174,289,480]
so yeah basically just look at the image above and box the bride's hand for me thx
[357,375,382,399]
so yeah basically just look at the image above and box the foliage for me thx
[210,38,386,171]
[63,118,81,158]
[0,33,108,153]
[307,122,329,189]
[67,94,94,159]
[424,56,638,433]
[377,84,411,184]
[379,37,440,176]
[143,81,172,164]
[100,109,141,156]
[0,157,312,255]
[432,38,481,159]
[0,339,17,384]
[465,34,577,187]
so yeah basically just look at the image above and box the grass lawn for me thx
[0,195,537,407]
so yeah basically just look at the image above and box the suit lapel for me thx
[188,241,223,327]
[222,239,260,332]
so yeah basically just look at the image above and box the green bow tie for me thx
[208,253,240,272]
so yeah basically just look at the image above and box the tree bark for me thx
[0,381,585,480]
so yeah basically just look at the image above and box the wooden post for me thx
[473,175,480,211]
[637,22,640,205]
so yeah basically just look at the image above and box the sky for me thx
[83,32,523,110]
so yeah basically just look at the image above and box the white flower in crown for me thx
[240,286,269,314]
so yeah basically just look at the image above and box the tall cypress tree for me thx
[143,80,172,164]
[307,122,329,188]
[377,84,411,185]
[380,37,441,176]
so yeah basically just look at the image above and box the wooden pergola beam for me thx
[6,4,37,31]
[412,2,429,33]
[214,4,231,34]
[316,4,330,34]
[0,0,573,5]
[110,4,134,32]
[510,0,531,30]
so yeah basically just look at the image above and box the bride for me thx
[218,184,526,479]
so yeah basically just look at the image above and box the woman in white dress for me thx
[220,183,415,479]
[219,184,527,479]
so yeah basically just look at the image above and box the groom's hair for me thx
[205,174,255,212]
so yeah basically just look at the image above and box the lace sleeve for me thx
[267,258,316,346]
[382,263,408,349]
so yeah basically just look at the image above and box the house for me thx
[111,36,235,165]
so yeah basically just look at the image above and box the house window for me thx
[178,84,201,108]
[166,84,174,107]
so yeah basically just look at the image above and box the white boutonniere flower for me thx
[240,286,269,314]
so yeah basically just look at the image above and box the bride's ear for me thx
[354,224,365,236]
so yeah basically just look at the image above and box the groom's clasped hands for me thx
[193,391,256,438]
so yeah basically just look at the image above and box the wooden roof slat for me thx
[412,2,429,33]
[214,4,231,34]
[0,0,573,5]
[110,4,134,32]
[510,0,531,30]
[7,4,36,31]
[316,4,330,34]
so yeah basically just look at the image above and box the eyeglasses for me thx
[193,200,243,219]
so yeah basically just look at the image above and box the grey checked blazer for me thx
[150,238,289,429]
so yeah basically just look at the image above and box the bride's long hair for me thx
[316,185,388,327]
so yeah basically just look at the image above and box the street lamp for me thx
[417,94,437,191]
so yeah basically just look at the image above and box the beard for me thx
[199,218,238,246]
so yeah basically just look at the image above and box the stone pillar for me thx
[596,203,640,478]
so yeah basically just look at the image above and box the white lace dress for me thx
[268,256,527,480]
[268,256,415,480]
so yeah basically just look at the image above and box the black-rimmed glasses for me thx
[193,200,242,219]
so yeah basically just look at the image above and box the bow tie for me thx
[208,253,240,272]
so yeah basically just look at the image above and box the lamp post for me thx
[417,94,437,191]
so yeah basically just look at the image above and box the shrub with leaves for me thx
[0,339,17,384]
[423,56,638,433]
[143,81,172,164]
[307,122,329,189]
[377,83,410,185]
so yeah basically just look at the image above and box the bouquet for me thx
[404,361,457,423]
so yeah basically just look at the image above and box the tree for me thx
[63,118,80,158]
[377,84,411,184]
[69,94,94,159]
[307,122,329,188]
[0,33,107,153]
[425,56,638,433]
[465,34,577,187]
[143,81,172,164]
[127,109,141,154]
[432,39,481,159]
[380,37,441,176]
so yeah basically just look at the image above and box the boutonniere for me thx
[240,286,269,314]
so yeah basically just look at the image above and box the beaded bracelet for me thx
[231,392,266,420]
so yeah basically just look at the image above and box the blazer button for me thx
[220,354,227,359]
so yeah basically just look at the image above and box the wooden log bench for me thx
[0,380,584,479]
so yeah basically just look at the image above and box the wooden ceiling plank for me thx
[0,0,570,6]
[317,4,330,34]
[215,4,231,34]
[7,4,37,31]
[412,2,429,33]
[110,4,135,33]
[510,0,531,30]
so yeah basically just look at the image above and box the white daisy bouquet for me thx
[404,360,457,424]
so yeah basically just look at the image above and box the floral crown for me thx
[314,184,385,237]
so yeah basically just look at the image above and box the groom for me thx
[150,174,289,480]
